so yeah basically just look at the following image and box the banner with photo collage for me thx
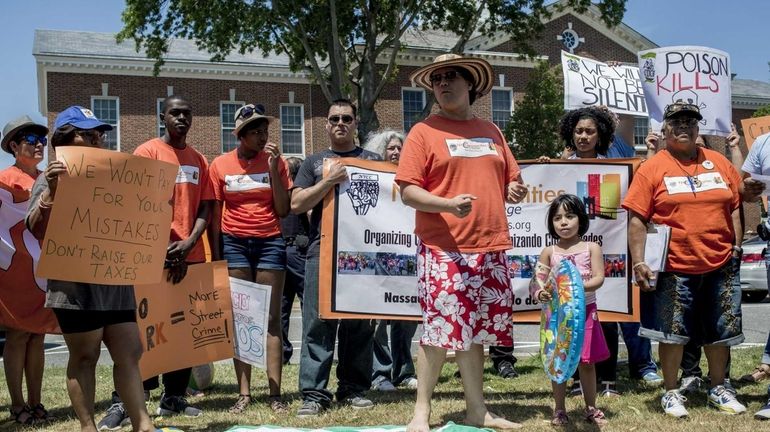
[319,158,640,322]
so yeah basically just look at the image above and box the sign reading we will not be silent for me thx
[37,147,177,285]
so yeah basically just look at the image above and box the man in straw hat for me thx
[395,53,528,430]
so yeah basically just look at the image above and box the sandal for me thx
[739,364,770,383]
[268,395,288,413]
[9,405,34,425]
[29,403,49,421]
[228,394,251,414]
[551,409,569,426]
[584,407,607,426]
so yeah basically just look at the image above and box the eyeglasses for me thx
[429,70,459,85]
[328,115,354,125]
[668,118,699,128]
[237,104,266,120]
[76,130,105,143]
[18,134,47,146]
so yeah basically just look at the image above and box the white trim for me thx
[401,87,426,132]
[90,96,120,151]
[220,100,245,153]
[279,103,306,158]
[733,95,770,110]
[101,83,109,96]
[166,85,174,97]
[490,87,514,130]
[156,98,166,138]
[36,65,47,116]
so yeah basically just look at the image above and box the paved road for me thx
[6,297,769,368]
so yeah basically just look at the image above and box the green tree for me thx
[504,61,564,159]
[119,0,626,139]
[752,104,770,118]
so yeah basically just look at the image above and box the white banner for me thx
[638,46,732,136]
[561,51,647,116]
[230,278,271,369]
[323,160,637,321]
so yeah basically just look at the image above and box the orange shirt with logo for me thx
[208,150,291,238]
[395,115,520,253]
[622,148,740,274]
[134,138,213,263]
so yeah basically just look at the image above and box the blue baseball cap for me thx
[54,106,113,131]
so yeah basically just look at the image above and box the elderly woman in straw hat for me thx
[0,115,50,425]
[395,54,528,431]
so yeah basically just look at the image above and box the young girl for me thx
[533,194,610,426]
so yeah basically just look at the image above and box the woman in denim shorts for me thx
[623,102,746,418]
[208,104,291,413]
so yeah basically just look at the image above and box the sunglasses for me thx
[668,118,699,128]
[429,70,459,85]
[76,130,105,143]
[328,115,354,125]
[237,104,266,120]
[18,134,47,146]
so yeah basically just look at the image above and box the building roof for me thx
[732,79,770,99]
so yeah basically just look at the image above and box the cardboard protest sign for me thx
[561,51,647,116]
[319,159,640,322]
[0,183,59,334]
[135,261,234,380]
[37,147,176,285]
[230,278,271,369]
[741,115,770,149]
[638,46,732,136]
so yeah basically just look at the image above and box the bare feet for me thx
[406,413,431,432]
[465,411,523,430]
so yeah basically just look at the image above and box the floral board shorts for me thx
[417,242,513,351]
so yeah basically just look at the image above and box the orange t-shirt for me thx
[133,138,213,263]
[395,115,520,252]
[208,150,292,238]
[622,148,741,274]
[0,165,39,192]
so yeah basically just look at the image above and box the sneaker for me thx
[661,389,689,418]
[97,403,130,431]
[156,394,202,417]
[707,385,746,414]
[642,371,664,386]
[296,400,325,417]
[600,381,621,397]
[402,377,419,390]
[372,379,396,392]
[679,376,702,395]
[340,394,374,409]
[495,361,519,379]
[568,381,583,397]
[723,378,737,396]
[755,398,770,420]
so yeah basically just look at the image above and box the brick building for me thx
[33,3,770,230]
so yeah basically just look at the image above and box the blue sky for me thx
[0,0,767,169]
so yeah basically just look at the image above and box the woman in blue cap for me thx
[25,106,154,432]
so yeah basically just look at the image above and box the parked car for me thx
[741,236,769,302]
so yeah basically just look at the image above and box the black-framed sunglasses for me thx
[18,134,47,146]
[328,115,354,125]
[76,129,105,143]
[429,70,459,85]
[237,104,266,120]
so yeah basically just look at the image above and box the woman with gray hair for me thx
[364,129,404,164]
[363,130,418,391]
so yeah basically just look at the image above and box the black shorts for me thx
[52,308,136,334]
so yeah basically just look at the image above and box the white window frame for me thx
[401,87,426,133]
[90,96,120,151]
[156,98,166,138]
[279,103,306,157]
[490,87,514,131]
[220,100,245,153]
[633,116,650,152]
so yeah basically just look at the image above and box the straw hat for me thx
[410,53,494,96]
[233,104,276,137]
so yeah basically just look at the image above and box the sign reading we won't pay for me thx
[37,147,176,285]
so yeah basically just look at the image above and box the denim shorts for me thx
[222,234,287,271]
[639,260,743,346]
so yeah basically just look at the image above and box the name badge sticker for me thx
[177,165,200,185]
[445,138,498,158]
[224,173,271,192]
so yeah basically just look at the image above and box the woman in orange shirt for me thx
[208,104,291,413]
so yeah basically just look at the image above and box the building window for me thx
[634,117,649,149]
[491,89,513,131]
[221,101,244,153]
[280,104,304,155]
[157,98,166,137]
[91,97,119,151]
[402,89,425,132]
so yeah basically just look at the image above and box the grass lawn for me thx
[0,346,768,431]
